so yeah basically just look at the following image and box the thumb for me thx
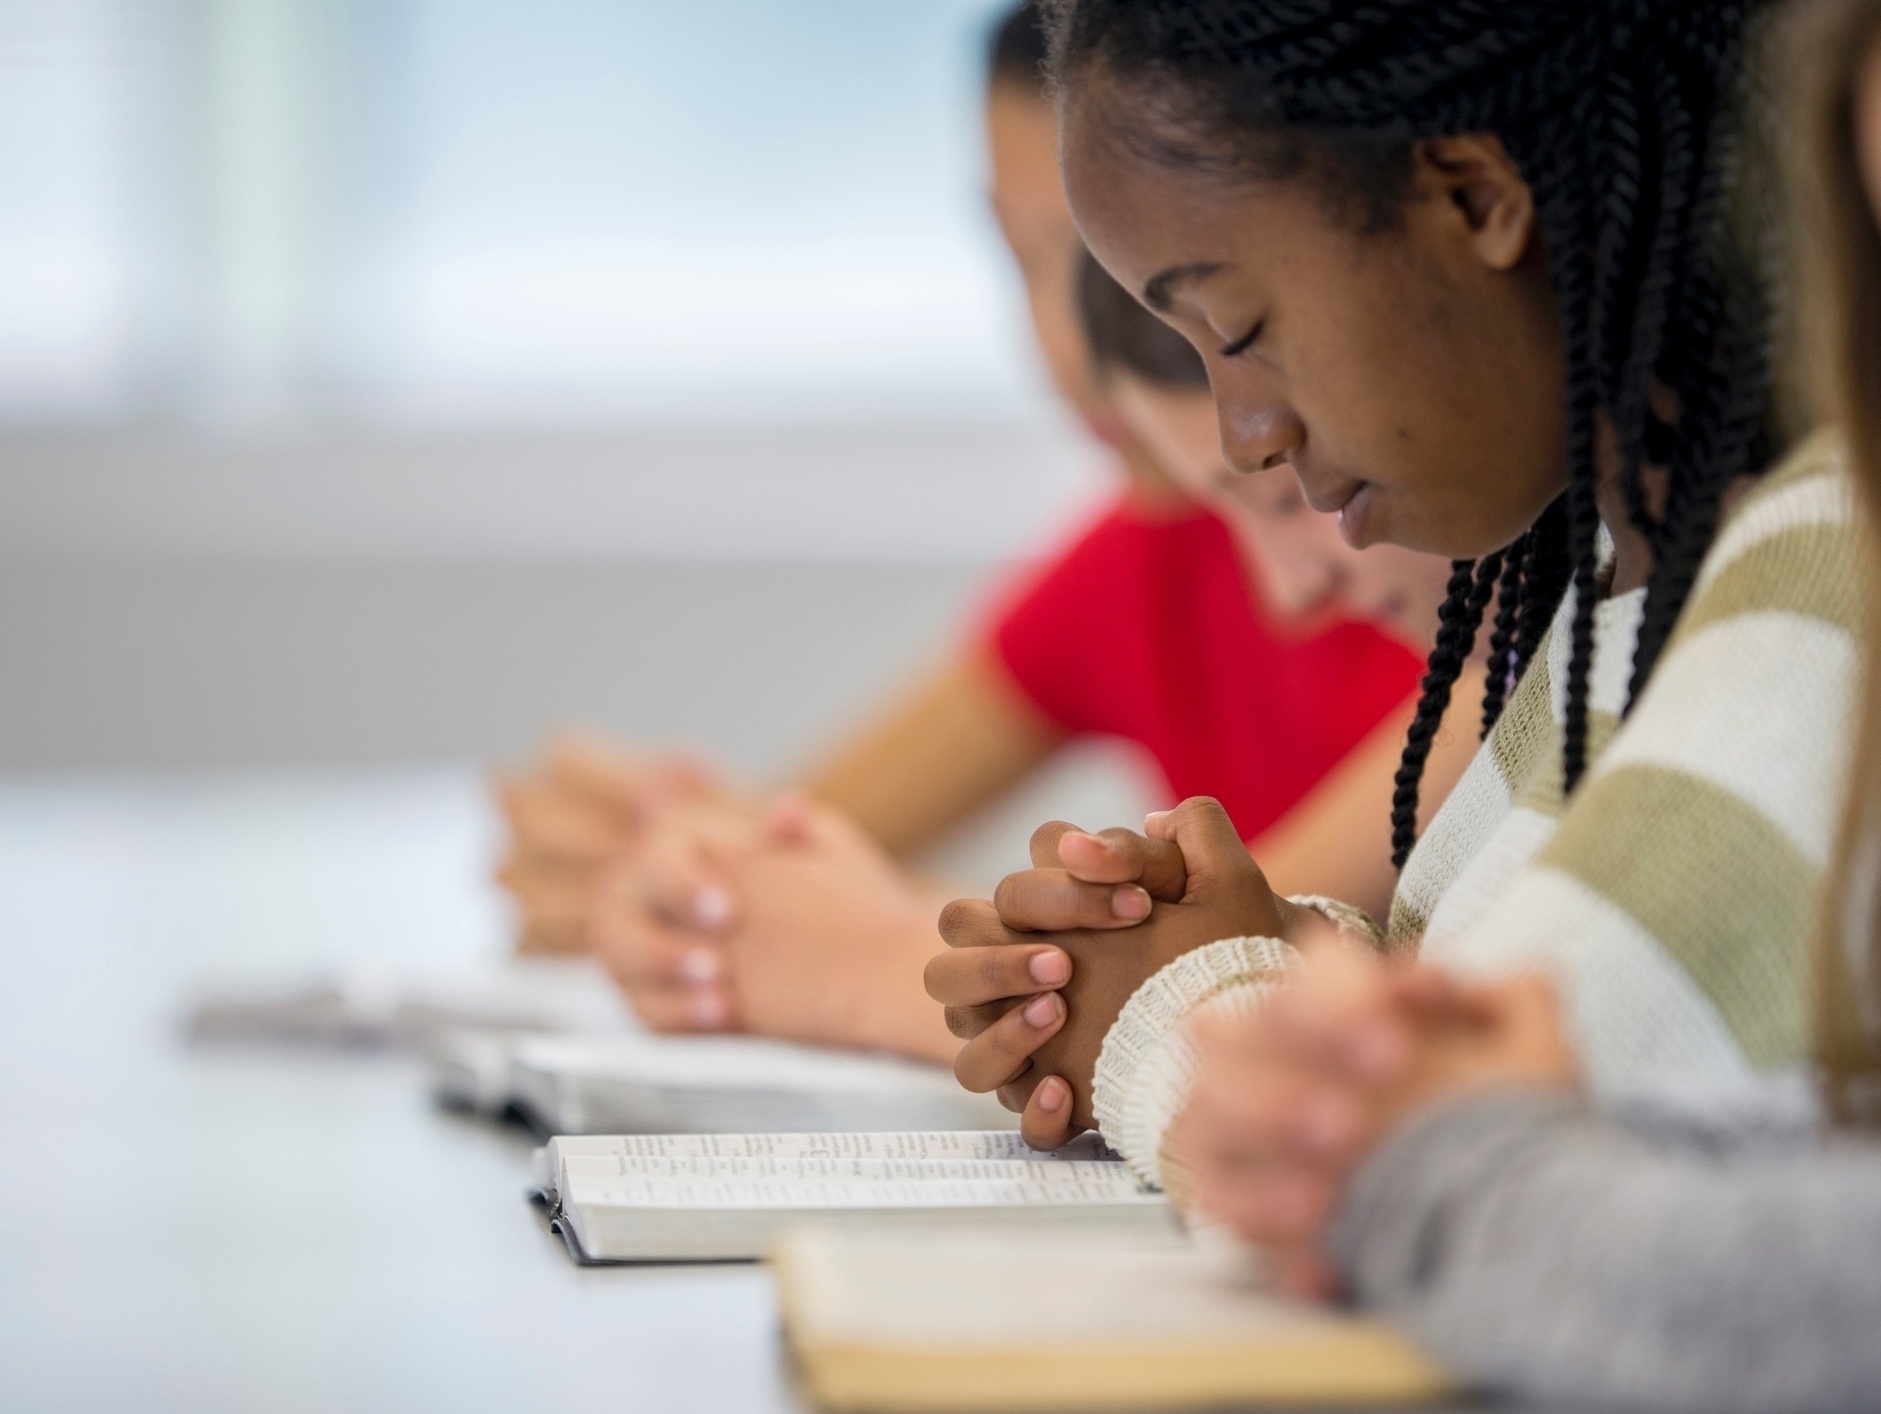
[1145,797,1266,897]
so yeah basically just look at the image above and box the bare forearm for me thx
[857,899,964,1066]
[792,648,1064,858]
[1249,665,1484,924]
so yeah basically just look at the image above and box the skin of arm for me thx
[791,645,1065,860]
[1248,663,1484,923]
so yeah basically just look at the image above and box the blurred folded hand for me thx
[591,792,957,1063]
[492,731,729,954]
[1168,948,1580,1300]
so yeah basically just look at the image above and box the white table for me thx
[0,769,797,1413]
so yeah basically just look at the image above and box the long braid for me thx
[1049,0,1782,834]
[1517,498,1573,674]
[1390,553,1504,869]
[1480,532,1530,738]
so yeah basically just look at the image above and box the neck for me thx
[1596,477,1655,596]
[1591,414,1658,596]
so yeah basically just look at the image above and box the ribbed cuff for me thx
[1088,895,1382,1190]
[1290,893,1386,950]
[1091,935,1295,1188]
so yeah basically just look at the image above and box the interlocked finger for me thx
[951,992,1067,1092]
[993,868,1152,932]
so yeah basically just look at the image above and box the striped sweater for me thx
[1092,435,1864,1186]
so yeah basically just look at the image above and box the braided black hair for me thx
[1045,0,1780,865]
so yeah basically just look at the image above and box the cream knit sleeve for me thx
[1090,897,1383,1188]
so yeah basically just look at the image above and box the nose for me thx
[1215,390,1303,479]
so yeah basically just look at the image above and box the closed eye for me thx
[1219,320,1264,358]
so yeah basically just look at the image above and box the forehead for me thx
[1059,98,1329,306]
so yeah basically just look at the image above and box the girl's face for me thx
[1110,374,1452,651]
[1062,86,1570,560]
[985,83,1129,449]
[1859,38,1881,224]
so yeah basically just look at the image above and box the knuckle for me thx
[942,1005,981,1040]
[952,1041,1004,1092]
[990,872,1034,920]
[1029,819,1072,850]
[936,897,988,943]
[974,946,1019,995]
[1028,819,1076,866]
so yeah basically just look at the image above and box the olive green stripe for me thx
[1486,642,1557,790]
[1507,708,1619,818]
[1386,891,1426,951]
[1538,763,1813,1065]
[1673,522,1864,647]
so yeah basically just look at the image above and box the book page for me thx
[560,1153,1146,1191]
[787,1233,1332,1342]
[567,1167,1158,1211]
[549,1130,1114,1164]
[515,1032,966,1094]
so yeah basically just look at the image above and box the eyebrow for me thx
[1142,261,1229,312]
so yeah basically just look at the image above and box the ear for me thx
[1414,134,1536,272]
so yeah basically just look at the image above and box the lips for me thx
[1336,484,1374,549]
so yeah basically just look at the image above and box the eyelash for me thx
[1219,320,1264,358]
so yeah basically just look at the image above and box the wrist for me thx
[1278,893,1385,951]
[852,900,959,1063]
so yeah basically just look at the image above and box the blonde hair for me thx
[1796,0,1881,1123]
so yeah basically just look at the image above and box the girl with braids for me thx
[1075,249,1483,888]
[926,0,1865,1177]
[1160,8,1881,1404]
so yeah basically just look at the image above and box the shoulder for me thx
[1677,430,1864,646]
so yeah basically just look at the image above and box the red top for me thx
[985,495,1424,843]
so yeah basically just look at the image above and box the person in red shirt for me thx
[986,502,1421,847]
[494,4,1470,1060]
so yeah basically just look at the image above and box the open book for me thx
[776,1227,1455,1410]
[183,956,632,1049]
[529,1130,1178,1263]
[439,1030,1012,1137]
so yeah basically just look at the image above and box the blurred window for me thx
[0,0,1027,425]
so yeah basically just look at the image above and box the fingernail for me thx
[678,948,721,984]
[687,990,728,1028]
[1111,886,1150,920]
[1022,993,1063,1028]
[692,885,732,930]
[1036,1077,1067,1112]
[1028,950,1071,986]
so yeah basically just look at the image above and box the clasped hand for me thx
[1170,947,1580,1299]
[590,791,956,1060]
[925,796,1312,1150]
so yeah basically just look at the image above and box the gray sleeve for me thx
[1329,1089,1881,1414]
